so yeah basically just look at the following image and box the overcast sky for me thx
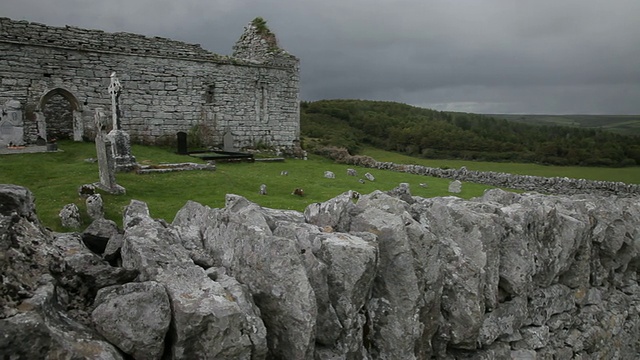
[3,0,640,114]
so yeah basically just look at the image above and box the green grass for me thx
[3,141,638,231]
[362,147,640,184]
[0,141,497,231]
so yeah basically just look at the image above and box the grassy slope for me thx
[362,147,640,184]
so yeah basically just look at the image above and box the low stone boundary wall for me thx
[325,149,640,197]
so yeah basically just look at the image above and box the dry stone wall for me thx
[2,184,639,359]
[0,17,300,151]
[321,149,640,197]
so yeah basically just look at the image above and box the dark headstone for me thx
[177,131,188,154]
[35,136,46,146]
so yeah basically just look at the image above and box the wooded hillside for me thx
[301,100,640,167]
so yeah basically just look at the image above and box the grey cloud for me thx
[1,0,639,114]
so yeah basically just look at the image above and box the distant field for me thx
[362,148,640,184]
[488,114,640,135]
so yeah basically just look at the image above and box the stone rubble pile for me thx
[1,183,639,359]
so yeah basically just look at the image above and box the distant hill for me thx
[487,114,640,136]
[301,99,640,167]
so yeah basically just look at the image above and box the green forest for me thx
[300,99,640,167]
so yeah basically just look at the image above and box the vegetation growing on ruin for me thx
[301,99,640,167]
[251,17,277,48]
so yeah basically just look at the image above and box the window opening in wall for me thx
[205,85,215,103]
[260,83,267,123]
[43,73,52,78]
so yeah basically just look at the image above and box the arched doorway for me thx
[38,88,84,141]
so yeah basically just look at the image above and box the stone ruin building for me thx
[0,17,300,152]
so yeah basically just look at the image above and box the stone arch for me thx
[37,88,84,141]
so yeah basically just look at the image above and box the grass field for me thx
[2,141,638,231]
[362,148,640,184]
[0,141,496,231]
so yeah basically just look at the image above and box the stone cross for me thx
[108,72,122,130]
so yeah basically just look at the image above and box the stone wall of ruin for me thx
[0,17,300,150]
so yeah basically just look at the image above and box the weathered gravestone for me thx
[448,179,462,193]
[106,72,137,172]
[0,100,24,147]
[86,193,104,220]
[223,131,235,152]
[176,131,188,155]
[94,108,125,195]
[59,203,82,228]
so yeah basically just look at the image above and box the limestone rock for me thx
[50,233,139,324]
[0,185,58,319]
[3,182,640,359]
[0,184,37,221]
[448,179,462,193]
[156,263,259,359]
[315,231,378,356]
[304,190,356,232]
[0,282,124,359]
[122,199,264,359]
[82,217,119,255]
[78,183,96,198]
[386,182,414,204]
[86,193,104,220]
[201,194,317,359]
[59,203,82,228]
[351,191,442,359]
[103,233,124,263]
[92,281,171,360]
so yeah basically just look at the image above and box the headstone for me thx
[78,184,96,198]
[177,131,188,154]
[0,100,24,147]
[59,203,82,229]
[223,132,235,152]
[86,193,104,220]
[324,171,335,179]
[94,108,125,195]
[259,184,267,195]
[347,168,357,176]
[448,180,462,194]
[106,72,137,172]
[107,129,137,172]
[365,172,375,181]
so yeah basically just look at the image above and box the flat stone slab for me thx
[136,162,216,174]
[0,145,60,155]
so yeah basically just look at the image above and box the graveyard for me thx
[0,140,498,231]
